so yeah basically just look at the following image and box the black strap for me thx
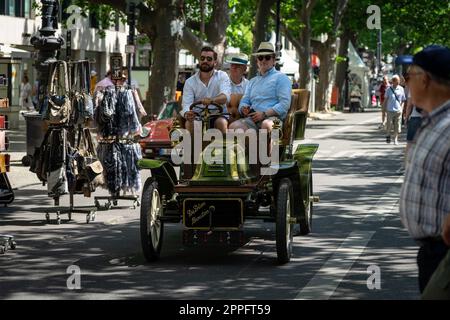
[390,86,400,103]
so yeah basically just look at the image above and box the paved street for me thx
[0,109,419,300]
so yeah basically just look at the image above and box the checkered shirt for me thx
[399,100,450,239]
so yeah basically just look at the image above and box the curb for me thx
[308,111,342,120]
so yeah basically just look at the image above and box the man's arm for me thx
[180,80,195,118]
[269,75,292,119]
[238,81,252,115]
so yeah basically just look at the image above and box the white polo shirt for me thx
[230,77,249,95]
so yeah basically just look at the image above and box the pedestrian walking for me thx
[377,75,389,129]
[399,45,450,294]
[382,74,406,144]
[404,85,425,155]
[19,75,33,112]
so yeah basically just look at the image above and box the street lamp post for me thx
[127,2,136,86]
[377,28,382,79]
[30,0,64,112]
[275,0,282,71]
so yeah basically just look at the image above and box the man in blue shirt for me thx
[382,74,406,144]
[228,42,292,133]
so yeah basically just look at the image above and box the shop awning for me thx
[0,44,32,59]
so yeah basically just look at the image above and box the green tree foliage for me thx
[226,0,255,55]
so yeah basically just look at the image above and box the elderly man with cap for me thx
[226,53,249,94]
[399,45,450,295]
[228,42,291,134]
[382,74,406,144]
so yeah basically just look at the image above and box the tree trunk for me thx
[298,0,317,90]
[315,40,332,112]
[249,0,276,78]
[335,29,351,110]
[145,1,183,118]
[181,0,230,65]
[314,0,349,112]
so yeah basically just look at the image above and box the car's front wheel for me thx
[276,178,294,264]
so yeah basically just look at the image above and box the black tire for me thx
[21,155,32,167]
[299,172,313,235]
[276,178,294,264]
[140,178,164,262]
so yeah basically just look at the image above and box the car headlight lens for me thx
[170,129,183,144]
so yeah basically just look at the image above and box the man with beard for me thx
[181,46,231,134]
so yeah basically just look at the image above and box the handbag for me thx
[71,61,94,125]
[0,115,8,129]
[47,61,71,124]
[0,131,8,152]
[0,154,10,173]
[0,98,9,108]
[76,128,104,192]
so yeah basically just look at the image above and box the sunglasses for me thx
[257,55,273,61]
[200,56,214,62]
[404,71,423,83]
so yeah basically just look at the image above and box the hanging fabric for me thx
[47,128,68,197]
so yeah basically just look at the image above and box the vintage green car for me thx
[138,90,319,264]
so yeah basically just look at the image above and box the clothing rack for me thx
[43,124,97,224]
[94,135,141,210]
[0,114,13,206]
[40,60,98,224]
[93,80,143,211]
[0,92,16,254]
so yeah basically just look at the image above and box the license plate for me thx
[145,149,154,154]
[159,148,172,156]
[183,198,243,229]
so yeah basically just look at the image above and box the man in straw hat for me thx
[229,42,291,134]
[225,52,249,94]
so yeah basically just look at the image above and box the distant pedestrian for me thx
[349,85,362,113]
[377,76,389,129]
[404,86,425,155]
[382,74,406,145]
[94,70,114,92]
[19,75,33,112]
[399,45,450,294]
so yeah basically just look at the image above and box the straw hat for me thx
[225,53,249,65]
[252,42,276,56]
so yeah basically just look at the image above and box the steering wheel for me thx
[189,101,224,114]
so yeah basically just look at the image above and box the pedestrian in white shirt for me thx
[20,75,33,112]
[382,74,406,144]
[181,46,231,134]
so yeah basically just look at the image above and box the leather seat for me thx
[282,89,310,144]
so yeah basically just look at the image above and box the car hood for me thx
[140,119,173,143]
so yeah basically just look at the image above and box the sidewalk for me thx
[308,111,342,120]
